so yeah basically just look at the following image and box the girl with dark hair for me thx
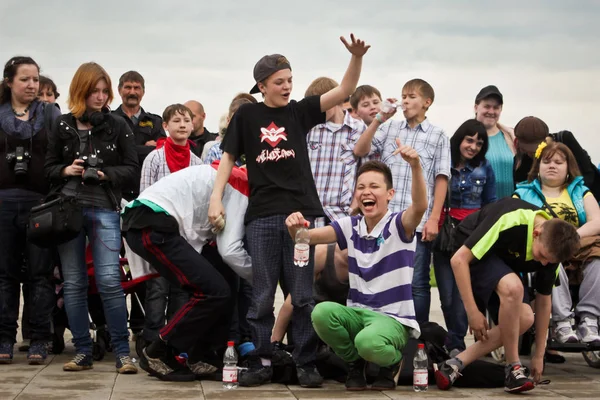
[0,56,61,364]
[44,62,139,374]
[433,118,497,355]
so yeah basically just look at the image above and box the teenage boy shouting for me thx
[208,33,370,387]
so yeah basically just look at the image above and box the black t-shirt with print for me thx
[220,96,325,224]
[455,198,558,295]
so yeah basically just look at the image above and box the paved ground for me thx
[1,288,599,399]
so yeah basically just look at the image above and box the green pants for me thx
[311,301,409,367]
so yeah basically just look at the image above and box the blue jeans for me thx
[412,232,432,323]
[58,207,130,356]
[432,250,468,352]
[0,198,54,344]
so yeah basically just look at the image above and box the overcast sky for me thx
[1,1,599,161]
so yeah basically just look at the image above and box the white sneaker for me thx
[577,317,600,344]
[553,319,579,343]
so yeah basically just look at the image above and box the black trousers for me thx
[125,229,231,359]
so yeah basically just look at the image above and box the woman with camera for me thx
[45,62,139,374]
[0,56,61,364]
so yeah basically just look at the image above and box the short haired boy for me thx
[286,155,427,391]
[353,79,451,324]
[208,34,370,388]
[305,77,367,227]
[137,103,202,346]
[435,198,580,393]
[349,84,382,126]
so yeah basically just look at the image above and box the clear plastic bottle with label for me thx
[293,226,310,267]
[413,343,428,392]
[222,341,238,389]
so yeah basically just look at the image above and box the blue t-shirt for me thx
[486,132,514,199]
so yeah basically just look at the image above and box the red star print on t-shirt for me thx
[259,122,288,148]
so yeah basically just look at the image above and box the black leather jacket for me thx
[44,111,139,209]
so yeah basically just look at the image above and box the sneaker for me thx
[239,356,273,387]
[142,348,195,382]
[577,317,600,345]
[27,341,48,365]
[434,360,462,390]
[63,354,93,371]
[504,364,535,393]
[116,355,138,374]
[187,359,219,376]
[345,358,367,391]
[554,320,579,343]
[296,362,323,388]
[0,342,13,364]
[371,363,400,391]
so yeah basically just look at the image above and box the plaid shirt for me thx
[371,118,450,231]
[307,112,367,227]
[140,147,202,193]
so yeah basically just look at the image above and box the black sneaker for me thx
[142,348,195,382]
[434,360,462,390]
[239,356,273,387]
[63,353,93,371]
[371,363,400,390]
[345,358,367,391]
[296,362,323,388]
[504,364,535,393]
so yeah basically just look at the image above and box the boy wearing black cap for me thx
[208,34,370,388]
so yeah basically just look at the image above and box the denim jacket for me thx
[449,160,497,209]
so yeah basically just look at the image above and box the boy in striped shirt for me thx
[285,151,427,391]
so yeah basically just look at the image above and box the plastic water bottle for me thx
[293,226,310,267]
[413,343,428,392]
[222,341,238,389]
[381,99,398,113]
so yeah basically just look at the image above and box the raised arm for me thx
[320,34,370,112]
[353,99,397,157]
[398,139,427,236]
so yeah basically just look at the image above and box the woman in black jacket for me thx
[0,56,61,364]
[45,62,139,374]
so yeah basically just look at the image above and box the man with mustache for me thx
[113,70,166,201]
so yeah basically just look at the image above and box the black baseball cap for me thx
[249,54,292,94]
[475,85,503,105]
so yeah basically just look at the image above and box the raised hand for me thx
[392,137,420,167]
[340,33,371,57]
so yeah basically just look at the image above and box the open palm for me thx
[340,33,371,57]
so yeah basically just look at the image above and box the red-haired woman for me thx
[45,62,139,373]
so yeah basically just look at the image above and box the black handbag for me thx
[433,189,459,254]
[27,193,82,248]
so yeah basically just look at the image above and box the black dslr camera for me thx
[80,154,104,185]
[6,146,30,177]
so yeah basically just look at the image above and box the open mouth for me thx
[362,199,376,212]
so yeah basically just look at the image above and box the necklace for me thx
[12,104,31,117]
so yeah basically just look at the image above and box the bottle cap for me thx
[417,343,425,349]
[227,341,235,347]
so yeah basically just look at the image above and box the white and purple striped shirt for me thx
[331,210,420,336]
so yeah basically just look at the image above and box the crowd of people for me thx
[0,33,598,394]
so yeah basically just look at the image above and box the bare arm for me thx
[285,212,337,245]
[208,152,235,228]
[531,293,551,382]
[451,246,478,314]
[577,194,600,238]
[400,145,428,236]
[271,294,293,343]
[353,99,397,157]
[320,34,370,112]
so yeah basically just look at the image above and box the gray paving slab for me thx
[1,288,598,400]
